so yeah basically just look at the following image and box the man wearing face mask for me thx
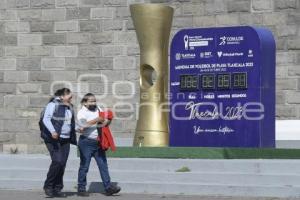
[76,93,121,196]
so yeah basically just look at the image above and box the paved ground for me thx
[0,190,299,200]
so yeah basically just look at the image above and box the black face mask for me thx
[87,105,97,111]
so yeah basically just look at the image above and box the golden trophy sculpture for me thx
[130,4,174,147]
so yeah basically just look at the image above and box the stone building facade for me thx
[0,0,299,152]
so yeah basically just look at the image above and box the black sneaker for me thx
[44,188,55,198]
[105,185,121,196]
[77,190,89,197]
[53,190,67,198]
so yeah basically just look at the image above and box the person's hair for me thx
[49,88,71,102]
[80,93,95,104]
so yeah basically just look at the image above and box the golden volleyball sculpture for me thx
[130,4,174,147]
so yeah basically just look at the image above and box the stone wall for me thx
[0,0,299,152]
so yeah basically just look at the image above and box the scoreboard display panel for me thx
[169,26,275,147]
[180,75,199,91]
[217,74,231,90]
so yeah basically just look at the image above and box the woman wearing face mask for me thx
[41,88,77,198]
[76,93,121,196]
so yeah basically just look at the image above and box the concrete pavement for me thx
[2,154,300,197]
[0,190,295,200]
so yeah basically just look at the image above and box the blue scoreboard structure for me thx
[169,26,276,148]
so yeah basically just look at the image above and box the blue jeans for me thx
[77,136,111,191]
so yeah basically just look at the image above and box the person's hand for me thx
[79,127,85,133]
[51,132,59,140]
[96,116,104,123]
[105,120,112,127]
[101,119,111,127]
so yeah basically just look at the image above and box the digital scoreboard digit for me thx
[180,75,199,91]
[217,74,231,90]
[169,26,275,148]
[201,74,215,90]
[232,73,247,89]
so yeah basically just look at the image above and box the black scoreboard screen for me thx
[179,75,199,91]
[179,72,248,91]
[232,73,247,89]
[217,74,231,89]
[201,74,215,90]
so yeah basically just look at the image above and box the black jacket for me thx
[40,98,77,145]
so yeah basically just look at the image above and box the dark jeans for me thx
[44,139,70,191]
[77,135,111,191]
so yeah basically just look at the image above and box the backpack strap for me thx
[39,98,60,128]
[96,107,102,137]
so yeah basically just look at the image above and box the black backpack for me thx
[39,107,46,132]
